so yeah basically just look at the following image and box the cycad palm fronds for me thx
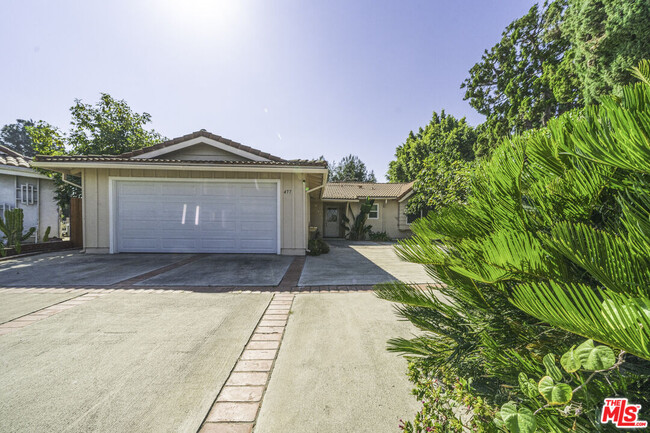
[510,282,650,360]
[377,60,650,389]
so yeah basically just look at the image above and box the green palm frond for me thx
[631,59,650,87]
[548,222,650,296]
[510,281,650,360]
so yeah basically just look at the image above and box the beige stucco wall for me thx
[310,198,412,240]
[81,168,308,255]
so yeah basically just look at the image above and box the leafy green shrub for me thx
[400,360,498,433]
[378,61,650,431]
[341,197,374,240]
[368,231,391,242]
[307,238,330,256]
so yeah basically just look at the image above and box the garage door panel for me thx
[162,183,200,196]
[202,183,240,195]
[119,183,159,195]
[120,237,161,250]
[241,220,276,231]
[200,221,238,232]
[240,239,276,251]
[115,180,278,253]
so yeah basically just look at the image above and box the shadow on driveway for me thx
[299,240,437,286]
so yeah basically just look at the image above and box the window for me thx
[368,204,379,219]
[406,213,418,224]
[16,184,38,205]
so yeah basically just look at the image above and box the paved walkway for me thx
[254,293,418,433]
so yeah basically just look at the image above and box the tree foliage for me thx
[388,111,476,214]
[329,154,376,182]
[462,0,650,157]
[27,93,164,208]
[377,63,650,431]
[562,0,650,104]
[462,1,578,157]
[0,119,37,157]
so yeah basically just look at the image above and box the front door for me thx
[324,206,340,238]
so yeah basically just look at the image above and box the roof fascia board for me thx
[398,190,415,202]
[31,161,328,174]
[0,165,51,179]
[131,136,270,161]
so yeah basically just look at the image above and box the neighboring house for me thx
[33,130,328,255]
[309,182,414,239]
[0,145,59,242]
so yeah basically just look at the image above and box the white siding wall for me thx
[81,168,308,255]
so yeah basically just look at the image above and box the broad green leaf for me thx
[542,353,563,381]
[499,402,537,433]
[518,372,539,398]
[575,340,616,371]
[560,347,581,373]
[538,376,573,405]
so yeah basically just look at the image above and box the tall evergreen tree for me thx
[0,119,37,157]
[329,155,376,182]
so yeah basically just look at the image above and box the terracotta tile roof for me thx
[33,154,327,167]
[120,130,287,162]
[321,182,414,200]
[0,144,31,168]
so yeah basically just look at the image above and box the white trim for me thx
[398,189,415,202]
[0,165,52,179]
[368,203,379,219]
[32,161,327,174]
[108,177,281,254]
[130,137,271,161]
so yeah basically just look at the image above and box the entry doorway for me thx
[324,205,344,238]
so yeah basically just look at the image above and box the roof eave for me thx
[31,160,328,174]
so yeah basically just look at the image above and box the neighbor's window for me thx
[368,204,379,219]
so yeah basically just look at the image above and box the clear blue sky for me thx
[1,0,536,180]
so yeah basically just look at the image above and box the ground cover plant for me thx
[378,62,650,432]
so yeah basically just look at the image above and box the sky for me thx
[1,0,537,181]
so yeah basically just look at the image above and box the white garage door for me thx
[114,180,278,253]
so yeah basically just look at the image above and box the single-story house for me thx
[33,130,328,255]
[32,130,415,255]
[309,182,414,239]
[0,144,60,242]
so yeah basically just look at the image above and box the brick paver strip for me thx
[246,341,279,350]
[217,386,265,402]
[199,423,253,433]
[200,293,296,432]
[240,350,277,360]
[255,326,284,334]
[226,372,269,386]
[233,360,273,372]
[0,292,103,334]
[207,402,260,422]
[250,333,282,341]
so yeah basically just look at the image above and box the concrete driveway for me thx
[0,241,437,289]
[0,251,293,287]
[0,289,419,433]
[0,291,271,432]
[299,240,437,286]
